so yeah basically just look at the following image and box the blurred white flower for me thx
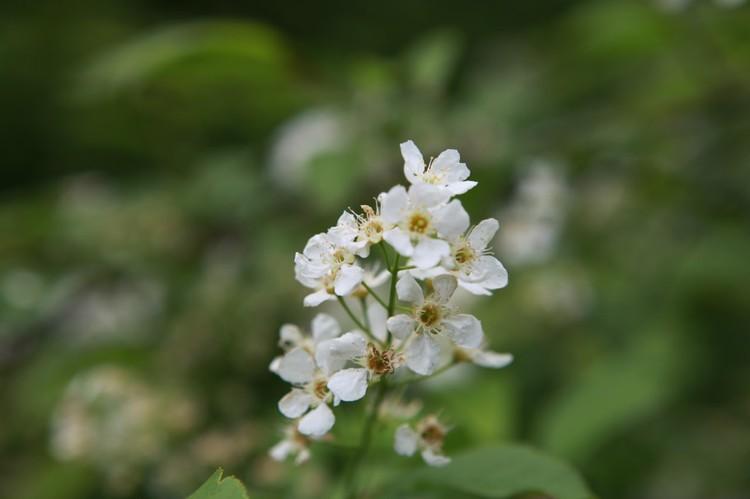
[497,161,568,266]
[268,109,347,190]
[270,315,346,437]
[394,415,451,466]
[269,424,313,465]
[49,365,194,492]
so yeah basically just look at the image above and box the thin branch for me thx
[361,282,388,310]
[337,296,380,344]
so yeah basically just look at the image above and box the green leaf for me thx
[188,468,250,499]
[404,445,593,499]
[535,332,687,462]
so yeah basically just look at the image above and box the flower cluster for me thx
[271,140,512,467]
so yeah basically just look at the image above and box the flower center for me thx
[420,422,445,445]
[454,244,475,265]
[408,212,431,234]
[417,303,442,329]
[362,219,384,241]
[366,344,395,376]
[332,248,350,265]
[313,380,329,400]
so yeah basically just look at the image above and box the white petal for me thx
[396,273,424,305]
[311,313,341,343]
[269,440,295,461]
[422,448,451,467]
[394,424,419,456]
[295,448,311,464]
[412,238,450,269]
[301,233,332,261]
[457,280,492,296]
[471,256,508,290]
[409,266,445,280]
[468,218,500,250]
[441,314,484,348]
[401,140,425,184]
[304,288,335,307]
[409,183,451,208]
[431,274,458,304]
[432,200,470,239]
[367,304,389,342]
[328,211,358,246]
[315,332,367,375]
[279,324,304,350]
[379,185,409,224]
[430,149,461,176]
[406,333,441,375]
[470,350,513,369]
[383,227,414,257]
[334,264,363,296]
[366,269,390,287]
[386,314,417,340]
[447,180,477,195]
[327,368,369,402]
[278,389,314,418]
[275,347,316,384]
[298,404,335,437]
[269,356,282,373]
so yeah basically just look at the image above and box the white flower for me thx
[401,140,477,195]
[294,232,364,307]
[315,332,401,403]
[379,184,469,269]
[327,211,369,256]
[394,415,451,467]
[387,274,484,375]
[270,315,345,437]
[419,218,508,296]
[269,424,312,465]
[349,204,390,257]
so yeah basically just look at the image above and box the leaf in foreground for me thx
[188,468,249,499]
[406,445,594,499]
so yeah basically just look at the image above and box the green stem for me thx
[361,282,388,310]
[378,241,391,271]
[387,253,400,318]
[337,296,379,344]
[342,380,388,499]
[359,297,371,330]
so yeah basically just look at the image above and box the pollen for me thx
[366,344,395,376]
[408,213,431,234]
[454,244,475,265]
[417,303,442,329]
[362,219,384,241]
[419,421,445,446]
[313,380,329,400]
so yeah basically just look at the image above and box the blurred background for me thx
[2,1,750,498]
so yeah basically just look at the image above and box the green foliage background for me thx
[1,1,749,498]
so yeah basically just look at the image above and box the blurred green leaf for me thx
[405,30,463,95]
[188,468,250,499]
[400,445,593,499]
[79,21,290,96]
[535,332,688,462]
